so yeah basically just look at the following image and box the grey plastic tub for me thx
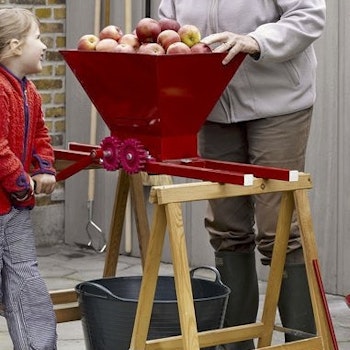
[75,266,230,350]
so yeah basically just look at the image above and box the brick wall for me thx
[0,0,67,244]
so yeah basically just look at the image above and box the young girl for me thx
[0,7,57,349]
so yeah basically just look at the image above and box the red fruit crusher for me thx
[53,51,338,350]
[55,51,296,184]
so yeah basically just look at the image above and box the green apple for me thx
[178,24,201,48]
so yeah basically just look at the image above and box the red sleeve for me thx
[0,88,32,193]
[30,86,56,176]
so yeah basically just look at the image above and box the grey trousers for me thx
[198,108,313,264]
[0,208,57,350]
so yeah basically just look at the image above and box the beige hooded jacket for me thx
[158,0,326,122]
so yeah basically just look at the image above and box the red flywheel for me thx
[119,138,148,174]
[100,136,121,171]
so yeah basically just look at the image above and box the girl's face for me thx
[18,22,47,77]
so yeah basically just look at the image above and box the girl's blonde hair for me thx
[0,7,40,61]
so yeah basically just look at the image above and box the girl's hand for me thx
[32,173,56,194]
[201,32,260,65]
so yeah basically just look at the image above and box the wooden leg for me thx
[104,172,171,276]
[129,173,150,267]
[258,191,295,348]
[129,203,167,350]
[294,189,338,350]
[165,202,200,350]
[103,170,130,277]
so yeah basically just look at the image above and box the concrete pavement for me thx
[0,243,349,349]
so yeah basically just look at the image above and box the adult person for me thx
[159,1,326,349]
[0,7,57,349]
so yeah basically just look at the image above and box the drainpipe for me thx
[124,0,133,254]
[145,0,151,17]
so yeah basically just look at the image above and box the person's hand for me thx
[201,32,260,65]
[10,175,35,202]
[29,176,35,193]
[32,173,56,195]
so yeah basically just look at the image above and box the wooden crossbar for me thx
[50,289,80,323]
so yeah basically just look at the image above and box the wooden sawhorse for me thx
[128,173,337,350]
[49,170,337,349]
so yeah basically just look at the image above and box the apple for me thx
[118,33,140,50]
[157,29,181,51]
[77,34,99,50]
[190,42,212,53]
[95,38,119,52]
[138,43,165,55]
[159,18,181,32]
[166,41,191,55]
[114,43,136,53]
[135,17,162,43]
[99,25,123,41]
[178,24,201,48]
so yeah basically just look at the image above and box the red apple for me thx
[118,33,140,50]
[114,43,136,53]
[138,43,165,55]
[157,29,181,51]
[135,17,162,43]
[99,25,123,41]
[159,18,181,32]
[190,42,212,53]
[95,38,119,52]
[166,41,191,55]
[77,34,99,50]
[178,24,201,48]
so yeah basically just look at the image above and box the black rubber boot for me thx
[278,264,316,342]
[215,251,259,350]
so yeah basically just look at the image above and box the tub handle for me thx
[190,266,225,286]
[76,281,117,300]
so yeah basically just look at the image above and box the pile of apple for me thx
[77,17,212,55]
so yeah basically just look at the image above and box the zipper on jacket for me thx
[208,0,219,34]
[208,0,235,123]
[21,80,29,164]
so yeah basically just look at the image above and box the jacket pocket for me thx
[284,60,301,86]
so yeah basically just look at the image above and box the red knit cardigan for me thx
[0,65,56,214]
